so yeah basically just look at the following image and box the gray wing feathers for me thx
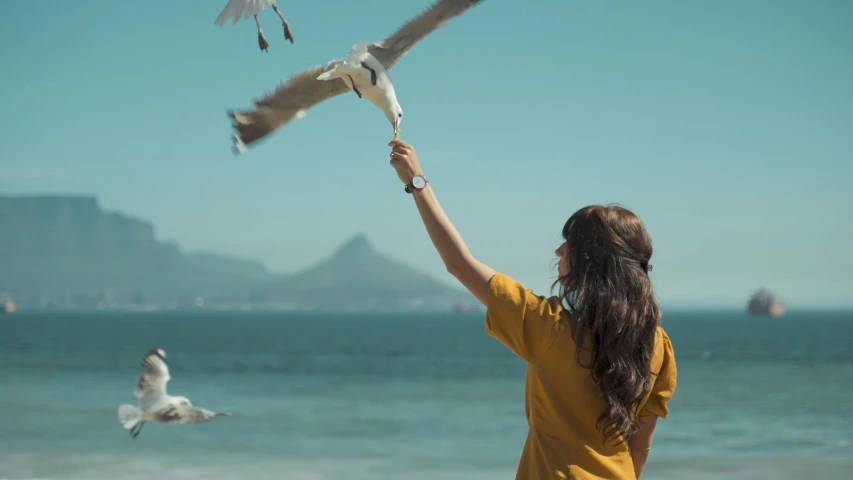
[134,349,170,399]
[228,62,351,148]
[154,405,219,424]
[215,0,276,26]
[226,0,484,149]
[186,408,219,424]
[369,0,484,69]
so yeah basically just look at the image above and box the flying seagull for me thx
[117,348,231,440]
[226,0,484,154]
[215,0,294,52]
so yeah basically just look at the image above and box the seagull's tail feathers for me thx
[315,69,341,82]
[118,404,143,430]
[345,40,369,63]
[316,63,353,82]
[215,0,266,26]
[316,41,369,82]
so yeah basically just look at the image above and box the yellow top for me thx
[485,272,677,480]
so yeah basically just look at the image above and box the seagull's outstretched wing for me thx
[369,0,484,70]
[135,348,170,400]
[228,62,351,151]
[215,0,276,26]
[154,403,231,425]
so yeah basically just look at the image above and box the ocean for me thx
[1,310,852,479]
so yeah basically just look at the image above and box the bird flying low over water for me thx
[226,0,484,155]
[117,348,231,440]
[215,0,294,52]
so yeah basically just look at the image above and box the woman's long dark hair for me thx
[554,205,661,444]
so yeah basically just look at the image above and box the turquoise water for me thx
[1,311,852,479]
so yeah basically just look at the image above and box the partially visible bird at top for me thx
[226,0,484,155]
[117,348,231,440]
[215,0,294,52]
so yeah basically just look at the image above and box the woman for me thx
[388,140,677,480]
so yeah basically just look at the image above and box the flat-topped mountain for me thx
[0,195,280,303]
[0,195,475,311]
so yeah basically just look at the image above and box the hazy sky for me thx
[1,0,851,308]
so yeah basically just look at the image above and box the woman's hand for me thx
[389,140,423,186]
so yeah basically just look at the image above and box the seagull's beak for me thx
[392,118,400,141]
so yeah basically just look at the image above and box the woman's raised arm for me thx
[388,140,496,305]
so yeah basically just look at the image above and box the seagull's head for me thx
[175,396,192,407]
[387,104,403,136]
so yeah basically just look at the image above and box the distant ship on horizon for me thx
[747,288,785,317]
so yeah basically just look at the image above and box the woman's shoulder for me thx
[488,272,564,317]
[485,272,566,362]
[655,324,673,343]
[650,325,677,383]
[640,324,678,418]
[654,325,675,352]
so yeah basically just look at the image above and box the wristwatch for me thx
[405,174,429,194]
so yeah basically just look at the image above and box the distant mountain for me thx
[257,234,476,310]
[0,195,476,311]
[186,252,286,281]
[0,195,274,305]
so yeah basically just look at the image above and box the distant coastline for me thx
[7,306,852,316]
[0,195,478,313]
[3,195,848,313]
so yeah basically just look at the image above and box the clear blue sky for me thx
[1,0,850,308]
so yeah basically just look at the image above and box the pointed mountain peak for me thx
[331,234,375,259]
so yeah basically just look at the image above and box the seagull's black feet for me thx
[283,23,294,44]
[254,14,269,52]
[258,31,269,52]
[129,421,146,440]
[272,5,294,44]
[361,62,377,86]
[348,75,362,98]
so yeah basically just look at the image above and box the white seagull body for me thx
[117,348,231,439]
[215,0,294,52]
[227,0,484,154]
[316,40,402,139]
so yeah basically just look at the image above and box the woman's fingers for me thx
[388,140,411,148]
[389,141,415,172]
[389,141,414,155]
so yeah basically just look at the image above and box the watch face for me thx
[412,175,426,189]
